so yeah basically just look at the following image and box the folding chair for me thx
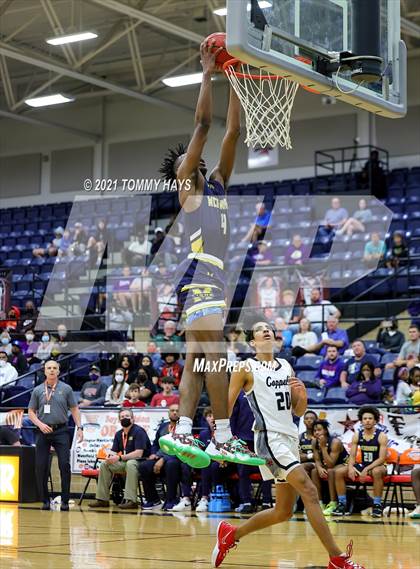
[384,448,420,516]
[78,448,108,505]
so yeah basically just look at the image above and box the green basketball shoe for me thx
[206,437,266,466]
[159,433,210,468]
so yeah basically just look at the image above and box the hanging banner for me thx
[299,408,420,453]
[70,408,168,473]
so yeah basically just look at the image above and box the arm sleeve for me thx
[134,428,148,451]
[67,387,77,408]
[28,389,38,410]
[111,433,120,453]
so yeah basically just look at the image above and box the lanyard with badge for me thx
[121,432,129,455]
[44,382,56,414]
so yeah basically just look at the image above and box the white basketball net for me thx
[224,62,299,150]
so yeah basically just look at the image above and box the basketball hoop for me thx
[223,58,299,150]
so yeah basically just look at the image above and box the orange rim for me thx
[223,57,320,95]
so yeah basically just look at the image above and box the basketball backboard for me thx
[226,0,406,118]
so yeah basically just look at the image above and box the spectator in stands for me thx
[1,306,21,331]
[340,339,381,388]
[69,222,88,256]
[272,329,293,362]
[308,316,349,356]
[386,231,408,269]
[0,425,21,446]
[32,226,63,258]
[109,298,133,331]
[58,229,72,256]
[0,351,18,387]
[360,149,386,199]
[123,229,152,266]
[139,355,160,385]
[332,406,388,517]
[35,332,54,362]
[321,197,348,238]
[154,320,182,347]
[387,324,420,369]
[10,341,28,375]
[139,404,192,511]
[363,232,386,266]
[230,390,273,513]
[225,327,248,360]
[117,355,138,384]
[78,365,107,407]
[278,289,302,331]
[22,329,39,360]
[87,219,108,267]
[123,383,146,408]
[0,331,12,356]
[150,227,165,255]
[241,202,271,244]
[346,362,382,405]
[273,317,293,348]
[113,266,134,310]
[136,368,156,405]
[151,376,179,407]
[146,341,163,369]
[160,352,182,388]
[337,198,373,237]
[105,368,129,406]
[258,276,280,310]
[376,317,405,353]
[303,288,340,336]
[299,410,318,477]
[315,346,345,390]
[285,234,310,266]
[292,318,319,352]
[245,240,273,267]
[20,300,38,332]
[393,366,413,405]
[196,407,227,512]
[89,408,150,510]
[130,268,153,313]
[54,324,70,354]
[409,466,420,519]
[310,420,349,515]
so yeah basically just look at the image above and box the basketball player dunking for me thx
[212,321,366,569]
[158,40,262,469]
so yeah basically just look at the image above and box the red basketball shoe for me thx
[328,541,366,569]
[211,521,237,567]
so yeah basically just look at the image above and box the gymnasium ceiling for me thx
[0,0,419,136]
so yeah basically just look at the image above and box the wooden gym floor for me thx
[1,503,418,569]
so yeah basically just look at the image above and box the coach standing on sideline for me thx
[28,360,83,511]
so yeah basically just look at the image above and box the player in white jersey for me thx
[211,321,365,569]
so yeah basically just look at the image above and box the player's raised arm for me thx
[228,365,252,417]
[211,86,241,187]
[289,374,307,417]
[176,41,222,201]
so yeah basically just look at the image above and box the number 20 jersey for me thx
[244,357,299,439]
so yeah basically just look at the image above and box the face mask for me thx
[58,331,67,338]
[26,334,34,342]
[42,335,50,343]
[90,373,99,381]
[1,338,9,345]
[120,418,132,428]
[115,374,124,383]
[0,360,6,367]
[126,346,136,353]
[138,374,147,382]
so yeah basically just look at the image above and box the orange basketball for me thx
[205,32,233,69]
